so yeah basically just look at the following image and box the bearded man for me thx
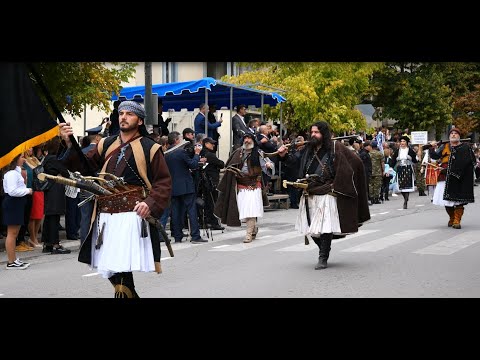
[59,101,171,298]
[429,127,475,229]
[278,121,370,270]
[214,133,274,243]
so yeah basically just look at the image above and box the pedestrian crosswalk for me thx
[341,229,437,252]
[161,226,480,257]
[413,231,480,255]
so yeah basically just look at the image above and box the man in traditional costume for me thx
[214,133,274,243]
[429,127,475,229]
[59,101,171,297]
[277,121,370,270]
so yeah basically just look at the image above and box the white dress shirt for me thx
[3,166,30,197]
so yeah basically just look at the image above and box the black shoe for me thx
[51,245,71,254]
[190,238,208,243]
[42,245,53,253]
[66,235,79,240]
[403,201,408,209]
[210,224,225,231]
[58,225,65,231]
[174,239,182,243]
[315,258,328,270]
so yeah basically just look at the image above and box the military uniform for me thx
[415,161,426,195]
[369,148,384,204]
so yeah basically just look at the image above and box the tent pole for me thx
[229,87,233,155]
[261,94,264,124]
[144,62,153,126]
[205,88,208,136]
[279,103,283,193]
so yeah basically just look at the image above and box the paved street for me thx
[1,187,480,298]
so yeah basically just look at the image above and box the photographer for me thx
[198,137,225,231]
[164,131,207,243]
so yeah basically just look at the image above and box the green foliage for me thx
[369,63,480,132]
[32,62,137,118]
[222,62,383,133]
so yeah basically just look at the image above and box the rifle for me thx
[37,172,174,257]
[422,138,471,150]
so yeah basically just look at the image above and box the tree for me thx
[452,84,480,135]
[222,62,383,134]
[370,62,480,136]
[32,62,137,118]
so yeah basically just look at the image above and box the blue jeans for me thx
[79,199,94,244]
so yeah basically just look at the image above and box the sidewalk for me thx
[0,216,80,264]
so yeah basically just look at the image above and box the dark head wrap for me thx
[118,101,149,136]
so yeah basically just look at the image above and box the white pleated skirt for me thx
[295,194,342,236]
[237,188,264,220]
[432,181,463,207]
[90,212,155,279]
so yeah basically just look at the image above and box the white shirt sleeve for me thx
[3,167,30,197]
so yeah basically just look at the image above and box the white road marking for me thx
[210,231,300,251]
[82,272,99,277]
[377,211,390,215]
[160,256,174,260]
[415,204,425,207]
[342,229,437,252]
[276,229,381,252]
[0,294,4,296]
[162,227,289,251]
[255,235,272,240]
[414,231,480,255]
[212,245,230,249]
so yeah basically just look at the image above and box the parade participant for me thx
[422,145,440,201]
[429,127,475,229]
[391,136,422,209]
[277,121,370,270]
[59,100,171,298]
[214,133,274,243]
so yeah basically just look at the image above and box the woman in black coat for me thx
[41,137,71,254]
[391,136,422,209]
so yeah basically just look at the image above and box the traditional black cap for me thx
[85,125,103,135]
[242,132,256,141]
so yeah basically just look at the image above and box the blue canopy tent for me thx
[111,77,286,149]
[112,77,285,111]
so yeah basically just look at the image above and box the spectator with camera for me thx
[164,131,207,243]
[198,137,225,231]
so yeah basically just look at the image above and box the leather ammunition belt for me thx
[98,185,147,214]
[236,175,261,187]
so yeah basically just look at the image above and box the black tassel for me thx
[141,219,149,238]
[95,222,106,250]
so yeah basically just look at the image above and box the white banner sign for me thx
[410,131,428,145]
